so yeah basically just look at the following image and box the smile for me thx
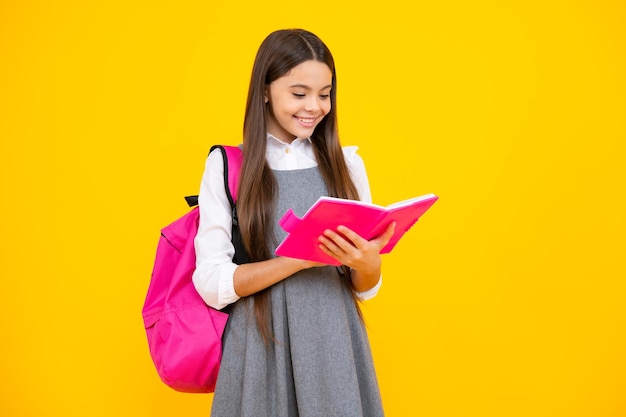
[296,116,317,125]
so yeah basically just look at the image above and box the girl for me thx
[192,28,394,417]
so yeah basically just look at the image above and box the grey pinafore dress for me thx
[211,167,384,417]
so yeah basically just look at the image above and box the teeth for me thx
[297,117,315,123]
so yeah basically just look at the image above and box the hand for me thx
[317,222,396,274]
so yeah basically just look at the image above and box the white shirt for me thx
[192,134,382,310]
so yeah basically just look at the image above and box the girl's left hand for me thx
[318,222,396,274]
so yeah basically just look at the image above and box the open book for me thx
[275,193,439,265]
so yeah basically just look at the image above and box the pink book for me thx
[275,193,439,266]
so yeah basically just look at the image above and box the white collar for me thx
[267,133,312,146]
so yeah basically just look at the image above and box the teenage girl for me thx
[192,28,394,417]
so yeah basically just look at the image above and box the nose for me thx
[304,96,321,113]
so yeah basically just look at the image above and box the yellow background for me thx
[1,1,625,416]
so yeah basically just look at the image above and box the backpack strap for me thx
[189,144,249,265]
[184,145,243,208]
[210,145,243,207]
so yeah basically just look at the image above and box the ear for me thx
[264,86,269,103]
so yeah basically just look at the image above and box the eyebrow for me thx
[289,83,332,90]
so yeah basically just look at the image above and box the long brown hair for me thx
[237,29,361,343]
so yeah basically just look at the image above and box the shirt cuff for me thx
[216,263,241,309]
[355,275,382,301]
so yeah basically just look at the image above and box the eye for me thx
[320,94,330,99]
[292,93,305,98]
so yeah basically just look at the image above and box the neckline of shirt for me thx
[267,133,312,147]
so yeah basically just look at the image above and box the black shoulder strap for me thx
[186,145,250,265]
[184,195,199,207]
[184,145,237,208]
[209,144,238,209]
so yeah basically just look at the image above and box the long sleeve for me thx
[191,149,241,310]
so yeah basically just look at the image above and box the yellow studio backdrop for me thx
[1,1,625,416]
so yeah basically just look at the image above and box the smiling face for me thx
[265,60,333,143]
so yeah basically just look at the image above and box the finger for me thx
[318,233,344,254]
[382,221,396,239]
[318,237,349,264]
[318,242,338,257]
[371,222,396,247]
[335,225,366,247]
[323,228,361,253]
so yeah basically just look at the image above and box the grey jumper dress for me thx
[211,167,384,417]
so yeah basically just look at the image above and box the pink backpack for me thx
[142,145,243,393]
